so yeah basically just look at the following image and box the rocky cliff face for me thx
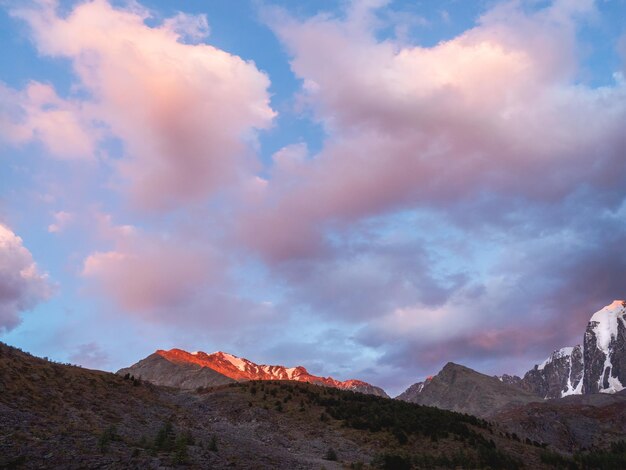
[119,348,389,397]
[583,300,626,394]
[496,374,523,387]
[396,362,542,418]
[520,300,626,397]
[521,345,584,398]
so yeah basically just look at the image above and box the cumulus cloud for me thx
[48,210,74,233]
[0,81,96,160]
[240,0,626,261]
[12,0,275,209]
[81,216,218,313]
[0,223,53,331]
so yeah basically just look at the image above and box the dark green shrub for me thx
[324,448,338,461]
[208,435,218,452]
[154,421,175,452]
[98,425,118,453]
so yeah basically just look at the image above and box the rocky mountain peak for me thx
[396,360,541,417]
[519,300,626,397]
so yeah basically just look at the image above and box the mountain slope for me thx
[118,348,389,397]
[116,351,236,389]
[397,362,542,418]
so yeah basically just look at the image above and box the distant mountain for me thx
[118,348,389,397]
[496,374,524,387]
[520,300,626,398]
[396,362,542,418]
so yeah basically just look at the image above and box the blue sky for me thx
[1,0,625,395]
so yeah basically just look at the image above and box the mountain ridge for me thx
[118,348,389,397]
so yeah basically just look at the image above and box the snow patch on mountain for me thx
[538,347,574,371]
[590,300,626,353]
[220,352,248,372]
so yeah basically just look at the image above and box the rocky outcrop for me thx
[395,379,430,402]
[521,345,584,398]
[496,374,523,387]
[119,348,389,397]
[396,362,542,418]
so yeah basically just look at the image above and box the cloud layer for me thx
[1,0,626,393]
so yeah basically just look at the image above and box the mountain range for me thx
[116,300,626,411]
[118,348,389,397]
[3,300,626,467]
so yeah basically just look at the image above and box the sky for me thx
[1,0,625,396]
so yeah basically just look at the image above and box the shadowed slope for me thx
[117,351,236,389]
[398,362,542,418]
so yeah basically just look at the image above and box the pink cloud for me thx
[81,217,218,313]
[0,223,53,331]
[239,1,626,261]
[0,81,96,160]
[13,0,275,210]
[48,210,74,233]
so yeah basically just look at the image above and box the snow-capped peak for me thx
[537,346,575,371]
[153,348,388,397]
[589,300,626,353]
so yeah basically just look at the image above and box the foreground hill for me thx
[119,348,388,397]
[2,341,560,469]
